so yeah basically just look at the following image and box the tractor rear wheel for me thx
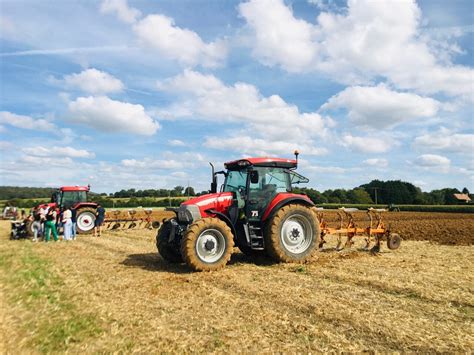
[265,204,319,263]
[181,218,234,271]
[156,219,183,263]
[76,207,96,234]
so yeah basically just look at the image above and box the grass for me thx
[0,219,473,352]
[0,237,102,353]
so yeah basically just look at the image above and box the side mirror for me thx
[250,171,259,184]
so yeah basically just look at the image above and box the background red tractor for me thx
[25,185,99,236]
[157,152,321,271]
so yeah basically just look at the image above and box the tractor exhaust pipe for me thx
[209,162,217,193]
[294,150,299,166]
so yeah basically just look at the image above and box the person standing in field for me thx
[94,204,105,237]
[71,206,77,240]
[62,208,73,241]
[44,207,58,242]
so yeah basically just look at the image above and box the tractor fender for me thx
[262,193,314,222]
[205,209,237,238]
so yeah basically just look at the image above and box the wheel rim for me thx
[195,228,226,263]
[280,214,313,254]
[77,211,95,231]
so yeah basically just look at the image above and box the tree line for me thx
[1,180,471,207]
[294,180,471,205]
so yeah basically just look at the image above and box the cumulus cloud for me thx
[62,68,124,94]
[414,128,474,154]
[121,152,205,170]
[0,111,57,131]
[156,69,330,156]
[414,154,451,171]
[133,14,227,68]
[168,139,186,147]
[100,0,141,24]
[239,0,473,97]
[363,158,389,168]
[22,146,95,159]
[68,96,159,135]
[204,136,327,157]
[239,0,318,72]
[341,134,393,153]
[321,84,440,128]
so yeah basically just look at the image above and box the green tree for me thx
[347,188,373,204]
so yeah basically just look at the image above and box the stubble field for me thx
[0,212,473,353]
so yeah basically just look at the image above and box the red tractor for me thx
[25,185,99,236]
[157,152,321,271]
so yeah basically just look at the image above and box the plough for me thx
[315,207,401,253]
[104,209,167,231]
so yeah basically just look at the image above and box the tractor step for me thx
[249,224,264,250]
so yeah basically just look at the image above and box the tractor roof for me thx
[60,186,90,192]
[225,157,297,170]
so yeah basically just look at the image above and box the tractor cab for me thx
[53,186,90,209]
[221,157,309,222]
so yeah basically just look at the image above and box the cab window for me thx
[223,170,248,193]
[61,191,87,208]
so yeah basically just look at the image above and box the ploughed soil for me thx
[317,211,474,246]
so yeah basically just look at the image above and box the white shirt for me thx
[62,209,72,220]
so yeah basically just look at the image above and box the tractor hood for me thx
[182,192,233,217]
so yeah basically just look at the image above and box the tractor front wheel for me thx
[181,218,234,271]
[265,204,319,263]
[76,207,96,234]
[156,219,183,263]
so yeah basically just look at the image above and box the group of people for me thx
[30,205,77,242]
[29,204,105,242]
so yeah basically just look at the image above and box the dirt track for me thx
[1,218,473,353]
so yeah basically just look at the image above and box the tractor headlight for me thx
[177,204,201,224]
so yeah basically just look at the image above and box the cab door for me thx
[245,168,290,222]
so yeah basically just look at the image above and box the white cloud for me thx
[204,136,327,157]
[62,68,124,94]
[321,84,440,128]
[414,128,474,154]
[414,154,451,172]
[68,96,159,136]
[239,0,474,97]
[22,146,95,159]
[239,0,318,72]
[0,111,57,131]
[121,158,183,170]
[156,69,330,156]
[168,139,186,147]
[133,14,227,68]
[363,158,389,168]
[341,134,393,153]
[100,0,141,24]
[121,152,205,170]
[19,155,75,168]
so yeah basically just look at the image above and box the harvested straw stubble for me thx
[0,220,473,352]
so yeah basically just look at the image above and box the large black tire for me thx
[156,219,183,263]
[76,207,96,234]
[265,204,319,263]
[181,218,234,271]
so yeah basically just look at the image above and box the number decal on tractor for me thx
[251,210,259,217]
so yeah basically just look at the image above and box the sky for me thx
[0,0,473,194]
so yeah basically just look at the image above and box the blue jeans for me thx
[72,222,77,239]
